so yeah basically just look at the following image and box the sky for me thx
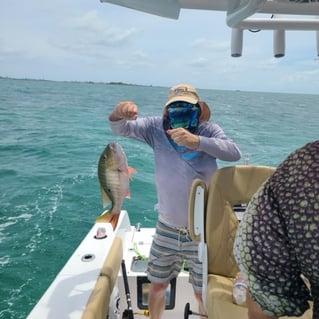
[1,0,319,94]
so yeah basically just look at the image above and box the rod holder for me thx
[273,29,285,58]
[231,28,243,57]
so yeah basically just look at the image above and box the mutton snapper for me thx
[96,142,137,230]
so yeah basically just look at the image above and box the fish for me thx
[96,142,137,230]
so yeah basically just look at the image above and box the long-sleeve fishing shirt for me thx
[109,116,241,228]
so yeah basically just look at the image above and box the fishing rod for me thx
[121,259,134,319]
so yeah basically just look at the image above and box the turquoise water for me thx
[0,77,318,318]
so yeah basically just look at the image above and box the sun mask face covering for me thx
[167,102,200,133]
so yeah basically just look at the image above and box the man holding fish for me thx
[108,83,241,319]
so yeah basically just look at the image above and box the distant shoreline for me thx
[0,76,154,88]
[1,76,316,96]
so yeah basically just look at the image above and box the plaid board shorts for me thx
[146,218,203,293]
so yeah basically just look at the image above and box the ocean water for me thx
[0,77,318,319]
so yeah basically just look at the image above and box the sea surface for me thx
[0,77,318,319]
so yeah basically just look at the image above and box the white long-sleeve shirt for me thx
[110,116,241,228]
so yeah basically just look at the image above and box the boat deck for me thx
[27,211,196,319]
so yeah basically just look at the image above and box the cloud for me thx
[63,10,138,45]
[50,10,138,59]
[188,57,210,67]
[192,37,229,52]
[282,67,319,86]
[113,50,153,68]
[0,0,318,93]
[0,39,25,59]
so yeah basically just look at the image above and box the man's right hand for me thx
[109,101,138,121]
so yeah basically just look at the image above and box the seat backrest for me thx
[205,165,275,278]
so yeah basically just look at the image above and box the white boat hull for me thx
[27,211,198,319]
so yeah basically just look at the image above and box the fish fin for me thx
[127,166,137,180]
[125,189,131,199]
[95,211,120,231]
[100,187,111,208]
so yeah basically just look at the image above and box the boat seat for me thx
[81,236,123,319]
[189,165,313,319]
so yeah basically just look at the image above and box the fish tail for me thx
[109,214,120,230]
[95,210,120,231]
